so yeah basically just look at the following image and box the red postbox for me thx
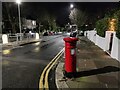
[63,37,78,78]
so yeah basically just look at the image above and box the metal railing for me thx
[7,33,36,44]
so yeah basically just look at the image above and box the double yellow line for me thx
[39,48,64,90]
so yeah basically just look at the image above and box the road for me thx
[2,35,66,89]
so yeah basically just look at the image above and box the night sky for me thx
[20,2,71,26]
[3,2,120,26]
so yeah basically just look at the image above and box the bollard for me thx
[35,33,40,40]
[63,37,78,78]
[2,34,8,44]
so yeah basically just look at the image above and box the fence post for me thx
[16,33,19,45]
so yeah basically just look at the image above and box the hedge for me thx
[95,9,120,39]
[114,10,120,39]
[96,18,108,37]
[116,19,120,39]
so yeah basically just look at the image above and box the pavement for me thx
[1,38,41,51]
[56,36,120,89]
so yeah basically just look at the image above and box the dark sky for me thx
[3,2,120,26]
[21,2,119,26]
[21,2,71,26]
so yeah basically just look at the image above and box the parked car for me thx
[48,31,54,35]
[23,29,36,38]
[43,32,49,36]
[57,32,62,35]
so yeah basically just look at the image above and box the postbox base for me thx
[64,71,76,78]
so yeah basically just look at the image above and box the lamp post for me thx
[16,0,22,41]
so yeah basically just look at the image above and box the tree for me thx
[35,8,57,32]
[49,15,57,32]
[2,2,19,33]
[35,9,49,32]
[69,8,88,28]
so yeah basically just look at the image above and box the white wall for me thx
[89,30,96,43]
[85,30,105,50]
[111,32,120,61]
[85,30,120,61]
[95,34,105,50]
[84,30,96,43]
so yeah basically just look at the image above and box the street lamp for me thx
[16,0,21,4]
[70,4,74,9]
[16,0,22,41]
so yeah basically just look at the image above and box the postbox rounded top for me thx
[63,37,78,42]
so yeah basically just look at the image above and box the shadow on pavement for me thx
[74,66,120,78]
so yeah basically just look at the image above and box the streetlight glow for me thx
[16,0,21,4]
[70,4,74,9]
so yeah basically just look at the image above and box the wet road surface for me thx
[2,35,66,89]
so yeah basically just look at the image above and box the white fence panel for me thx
[86,30,120,61]
[89,30,96,43]
[111,32,120,61]
[95,34,105,50]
